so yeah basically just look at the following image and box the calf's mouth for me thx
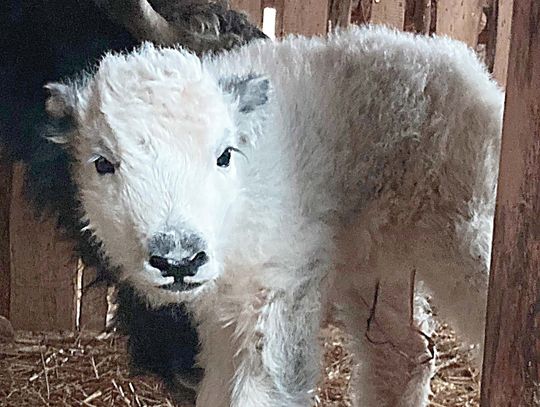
[149,252,208,291]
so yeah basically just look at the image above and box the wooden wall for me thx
[9,164,78,331]
[0,147,12,319]
[1,163,79,331]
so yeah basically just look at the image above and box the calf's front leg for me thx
[223,278,323,407]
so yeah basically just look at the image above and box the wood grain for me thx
[328,0,353,29]
[9,164,78,331]
[436,0,484,47]
[370,0,406,30]
[281,0,329,36]
[351,0,372,24]
[273,0,285,37]
[481,1,540,405]
[404,0,432,34]
[492,0,514,87]
[79,265,108,332]
[0,148,12,318]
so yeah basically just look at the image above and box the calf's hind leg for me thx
[333,266,436,407]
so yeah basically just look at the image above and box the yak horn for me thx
[94,0,177,45]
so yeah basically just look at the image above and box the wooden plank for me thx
[404,0,432,34]
[230,0,263,26]
[351,0,372,24]
[9,163,78,331]
[482,0,497,73]
[273,0,285,37]
[0,148,12,318]
[436,0,483,47]
[492,0,513,87]
[370,0,406,30]
[281,0,329,36]
[480,1,540,405]
[79,265,108,332]
[328,0,353,29]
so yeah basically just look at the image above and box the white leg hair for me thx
[332,268,436,407]
[232,280,323,407]
[327,214,439,407]
[195,318,236,407]
[327,204,492,406]
[416,223,491,364]
[194,273,324,407]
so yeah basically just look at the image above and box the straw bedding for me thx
[0,321,479,407]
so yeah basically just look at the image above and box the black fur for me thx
[115,283,203,398]
[0,0,136,162]
[150,0,267,53]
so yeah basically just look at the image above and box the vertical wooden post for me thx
[404,0,432,34]
[9,164,78,331]
[0,149,12,318]
[370,0,406,30]
[482,0,498,74]
[328,0,353,29]
[436,0,484,47]
[491,0,514,87]
[273,0,286,37]
[481,1,540,406]
[351,0,372,24]
[281,0,329,36]
[79,265,109,332]
[230,0,263,26]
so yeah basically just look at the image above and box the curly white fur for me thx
[46,25,504,407]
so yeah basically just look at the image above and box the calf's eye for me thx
[217,147,233,168]
[95,156,115,174]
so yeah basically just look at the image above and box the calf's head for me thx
[45,45,269,293]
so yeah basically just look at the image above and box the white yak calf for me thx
[45,26,504,407]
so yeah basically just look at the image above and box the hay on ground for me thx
[0,324,479,406]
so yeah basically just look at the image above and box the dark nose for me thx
[149,251,208,280]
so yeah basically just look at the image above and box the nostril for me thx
[190,251,208,268]
[149,256,170,272]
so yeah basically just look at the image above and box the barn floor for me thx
[0,323,479,407]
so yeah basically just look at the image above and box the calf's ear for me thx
[43,82,78,144]
[44,83,77,119]
[219,73,270,145]
[220,74,270,113]
[45,82,75,119]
